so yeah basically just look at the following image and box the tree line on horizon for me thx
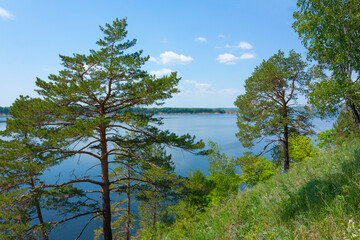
[0,107,234,116]
[1,0,360,239]
[0,107,10,115]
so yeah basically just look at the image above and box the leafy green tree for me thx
[293,0,360,132]
[184,169,214,210]
[206,141,240,205]
[4,18,203,239]
[333,106,360,142]
[119,144,178,239]
[316,106,360,149]
[316,129,335,150]
[234,50,313,171]
[237,153,279,187]
[272,135,318,167]
[0,97,97,239]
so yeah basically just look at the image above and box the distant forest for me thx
[0,107,237,116]
[131,107,237,114]
[0,107,312,116]
[0,107,10,115]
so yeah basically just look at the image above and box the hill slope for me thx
[148,140,360,239]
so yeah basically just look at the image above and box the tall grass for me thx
[141,140,360,239]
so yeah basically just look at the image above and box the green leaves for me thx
[1,18,204,239]
[235,50,313,170]
[293,0,360,130]
[237,153,279,187]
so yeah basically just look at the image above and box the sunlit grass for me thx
[143,140,360,239]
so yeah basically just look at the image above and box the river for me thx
[0,114,334,239]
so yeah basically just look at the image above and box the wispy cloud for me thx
[217,41,254,51]
[217,53,239,64]
[150,68,173,77]
[218,34,225,38]
[183,80,239,95]
[236,41,253,50]
[195,37,207,42]
[151,51,194,65]
[239,53,256,60]
[0,8,14,20]
[183,80,214,94]
[217,52,256,64]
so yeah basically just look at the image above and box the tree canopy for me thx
[293,0,360,131]
[234,50,313,171]
[1,18,203,240]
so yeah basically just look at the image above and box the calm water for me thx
[0,114,334,239]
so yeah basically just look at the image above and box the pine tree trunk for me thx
[349,102,360,133]
[283,124,290,172]
[100,126,112,240]
[153,192,157,229]
[125,166,131,240]
[30,177,49,240]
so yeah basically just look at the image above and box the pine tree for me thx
[4,18,203,239]
[234,50,314,171]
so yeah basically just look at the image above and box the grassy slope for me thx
[151,140,360,239]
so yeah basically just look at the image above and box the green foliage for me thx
[273,135,318,166]
[316,129,335,150]
[0,96,90,239]
[1,18,204,239]
[146,140,360,239]
[234,49,314,170]
[293,0,360,130]
[333,106,360,142]
[0,107,10,115]
[237,153,279,187]
[316,107,360,151]
[185,169,214,210]
[130,107,226,114]
[206,141,241,205]
[138,141,243,239]
[288,135,318,162]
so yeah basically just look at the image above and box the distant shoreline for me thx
[0,107,238,116]
[0,112,237,117]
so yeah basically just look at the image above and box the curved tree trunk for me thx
[283,124,290,172]
[125,166,131,240]
[30,177,49,240]
[349,102,360,133]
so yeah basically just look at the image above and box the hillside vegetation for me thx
[143,140,360,239]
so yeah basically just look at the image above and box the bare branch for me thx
[256,139,281,157]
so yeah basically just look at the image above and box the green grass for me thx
[144,140,360,239]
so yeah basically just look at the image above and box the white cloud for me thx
[217,53,239,64]
[217,41,254,50]
[217,52,256,64]
[196,37,207,42]
[218,34,225,38]
[151,51,194,65]
[150,68,173,77]
[236,41,253,50]
[0,8,14,20]
[239,53,256,59]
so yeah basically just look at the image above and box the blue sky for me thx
[0,0,306,108]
